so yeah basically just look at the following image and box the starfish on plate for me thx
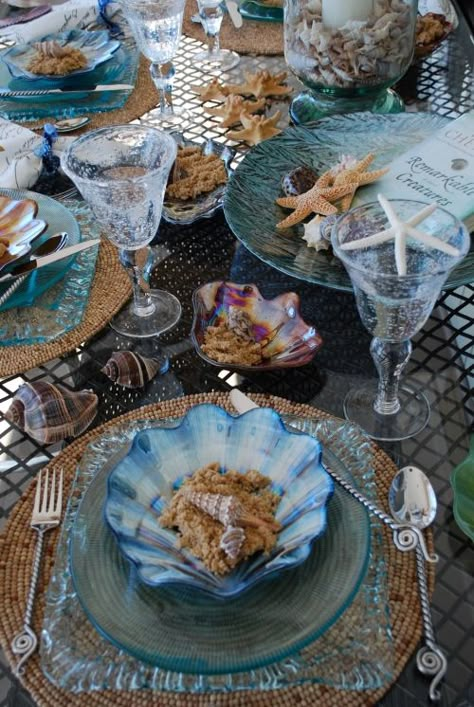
[227,110,282,146]
[340,194,461,275]
[275,169,352,229]
[318,153,389,211]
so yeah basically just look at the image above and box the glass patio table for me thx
[0,3,473,705]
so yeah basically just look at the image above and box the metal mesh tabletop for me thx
[0,6,473,706]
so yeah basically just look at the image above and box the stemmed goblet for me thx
[331,198,469,442]
[194,0,240,71]
[117,0,189,127]
[61,124,181,338]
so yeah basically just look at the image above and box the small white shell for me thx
[220,526,245,560]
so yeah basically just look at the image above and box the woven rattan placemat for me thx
[183,1,283,55]
[0,238,131,377]
[0,392,434,707]
[29,56,159,133]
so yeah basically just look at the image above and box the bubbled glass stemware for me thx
[61,124,181,338]
[331,199,469,441]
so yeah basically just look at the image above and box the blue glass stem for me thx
[371,337,412,415]
[119,247,155,317]
[150,62,176,116]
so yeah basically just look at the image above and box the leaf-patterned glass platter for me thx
[224,113,473,292]
[191,280,323,370]
[450,437,474,542]
[163,134,235,225]
[2,30,120,81]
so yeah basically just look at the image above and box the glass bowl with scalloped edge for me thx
[104,403,335,599]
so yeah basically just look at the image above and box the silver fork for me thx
[11,468,64,676]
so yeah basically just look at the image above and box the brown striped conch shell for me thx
[220,525,245,560]
[101,351,162,388]
[5,382,98,444]
[183,490,280,532]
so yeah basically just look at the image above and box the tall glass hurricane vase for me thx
[117,0,188,126]
[331,200,469,442]
[61,125,181,338]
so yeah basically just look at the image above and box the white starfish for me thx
[339,194,461,276]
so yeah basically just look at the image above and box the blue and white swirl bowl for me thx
[104,404,334,598]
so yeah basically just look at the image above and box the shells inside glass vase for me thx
[284,0,417,122]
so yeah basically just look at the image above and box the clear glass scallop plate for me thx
[224,113,474,292]
[40,414,393,694]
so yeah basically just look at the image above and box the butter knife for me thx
[0,84,133,98]
[0,238,100,283]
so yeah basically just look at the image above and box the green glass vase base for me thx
[343,382,430,442]
[289,89,405,125]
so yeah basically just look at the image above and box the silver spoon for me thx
[389,465,447,702]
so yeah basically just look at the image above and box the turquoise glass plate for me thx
[0,197,100,345]
[42,416,393,693]
[0,40,137,121]
[224,113,474,292]
[240,1,283,22]
[69,412,369,674]
[0,187,80,311]
[450,437,474,542]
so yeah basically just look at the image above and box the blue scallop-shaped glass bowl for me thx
[104,404,334,598]
[2,30,120,82]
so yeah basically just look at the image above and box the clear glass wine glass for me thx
[61,124,181,338]
[331,199,470,442]
[117,0,189,127]
[194,0,240,71]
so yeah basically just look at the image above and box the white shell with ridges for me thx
[104,403,334,597]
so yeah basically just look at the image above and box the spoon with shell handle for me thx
[229,389,438,563]
[389,465,447,702]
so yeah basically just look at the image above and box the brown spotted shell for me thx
[101,351,162,388]
[5,382,98,444]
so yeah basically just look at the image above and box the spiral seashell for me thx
[220,525,245,560]
[33,41,70,59]
[101,351,162,388]
[5,382,98,444]
[183,490,280,532]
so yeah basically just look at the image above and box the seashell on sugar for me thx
[220,526,246,561]
[5,382,98,444]
[102,351,162,388]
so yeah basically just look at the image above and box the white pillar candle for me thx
[322,0,373,28]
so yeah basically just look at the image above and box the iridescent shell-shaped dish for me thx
[104,404,334,598]
[2,29,120,81]
[0,194,47,271]
[191,281,323,371]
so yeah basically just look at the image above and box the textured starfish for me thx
[275,169,352,229]
[227,110,282,146]
[191,78,229,102]
[205,95,266,127]
[226,70,292,99]
[340,194,461,276]
[318,153,389,211]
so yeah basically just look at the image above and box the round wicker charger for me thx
[183,0,284,55]
[0,392,434,707]
[0,239,131,378]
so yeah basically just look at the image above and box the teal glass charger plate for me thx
[0,187,80,312]
[239,1,283,22]
[0,39,137,122]
[224,113,473,292]
[0,197,100,345]
[41,415,393,693]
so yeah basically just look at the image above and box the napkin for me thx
[0,118,42,189]
[0,0,110,43]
